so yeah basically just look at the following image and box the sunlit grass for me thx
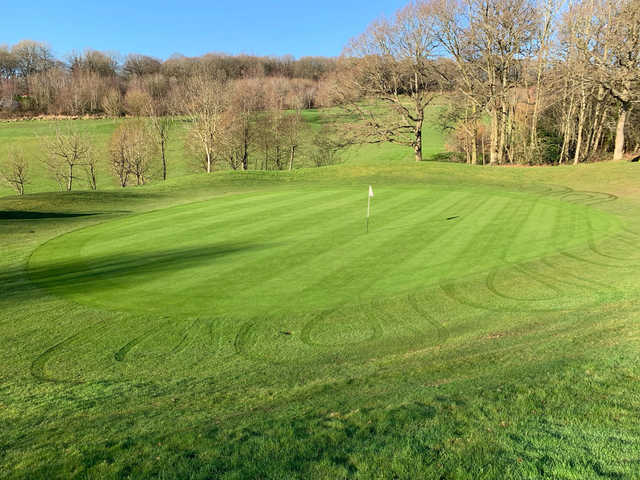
[2,154,640,478]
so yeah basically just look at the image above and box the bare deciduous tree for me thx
[11,40,54,77]
[102,87,123,117]
[110,125,130,188]
[183,74,228,173]
[109,121,153,186]
[336,1,449,162]
[84,145,98,190]
[0,45,18,79]
[310,124,345,167]
[227,78,262,170]
[124,87,151,116]
[146,97,174,180]
[283,111,304,171]
[42,125,91,191]
[1,149,29,195]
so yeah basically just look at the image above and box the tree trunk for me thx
[89,166,96,190]
[499,106,507,164]
[67,164,73,191]
[591,105,607,153]
[505,101,515,164]
[288,145,296,171]
[490,109,499,165]
[414,141,422,162]
[559,92,575,165]
[242,131,249,171]
[558,76,571,165]
[613,105,629,161]
[498,66,510,164]
[414,115,423,162]
[573,86,587,165]
[499,99,510,164]
[530,73,543,148]
[482,135,486,166]
[587,87,604,155]
[471,129,478,165]
[161,138,167,180]
[471,104,478,165]
[465,139,470,164]
[530,3,552,149]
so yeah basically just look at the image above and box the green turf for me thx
[2,144,640,478]
[29,186,619,320]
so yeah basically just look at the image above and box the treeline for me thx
[0,40,337,116]
[3,0,638,169]
[334,0,640,164]
[0,72,344,195]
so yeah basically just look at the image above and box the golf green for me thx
[29,185,619,318]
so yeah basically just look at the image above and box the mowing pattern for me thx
[24,184,626,385]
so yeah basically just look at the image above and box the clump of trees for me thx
[559,0,640,163]
[0,42,338,117]
[4,0,635,188]
[335,1,452,162]
[109,121,154,187]
[179,73,311,173]
[0,71,341,196]
[337,0,640,164]
[0,123,104,194]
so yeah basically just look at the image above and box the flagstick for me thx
[366,192,371,233]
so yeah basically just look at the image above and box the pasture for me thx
[2,149,640,478]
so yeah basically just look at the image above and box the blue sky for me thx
[2,1,407,60]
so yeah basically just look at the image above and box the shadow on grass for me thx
[0,190,167,211]
[9,243,279,297]
[0,211,101,220]
[426,152,467,163]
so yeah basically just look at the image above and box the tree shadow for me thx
[426,152,466,163]
[10,243,279,297]
[0,211,101,220]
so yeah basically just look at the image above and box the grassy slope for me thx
[0,106,446,197]
[2,139,640,478]
[0,117,196,197]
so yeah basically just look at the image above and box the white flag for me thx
[369,185,374,198]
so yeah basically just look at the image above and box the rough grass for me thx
[2,145,640,478]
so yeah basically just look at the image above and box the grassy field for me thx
[0,107,446,197]
[2,127,640,478]
[0,104,448,198]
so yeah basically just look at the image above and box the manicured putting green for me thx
[29,185,619,319]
